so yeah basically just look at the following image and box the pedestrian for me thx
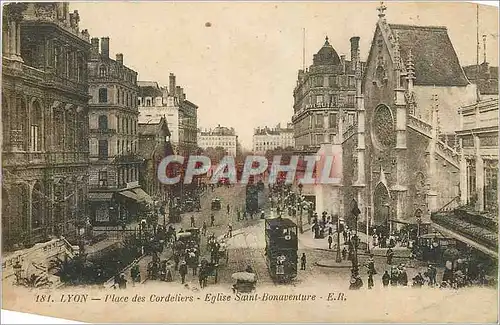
[390,267,398,286]
[202,221,207,236]
[300,253,307,270]
[131,264,140,286]
[368,273,374,289]
[228,223,233,238]
[328,235,333,249]
[190,215,195,227]
[118,274,127,289]
[382,270,390,287]
[427,264,437,286]
[173,253,180,271]
[237,208,241,221]
[367,254,377,275]
[227,204,230,215]
[210,214,215,227]
[179,261,188,284]
[399,267,408,286]
[342,247,347,260]
[386,247,394,265]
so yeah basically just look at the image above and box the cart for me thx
[231,272,256,293]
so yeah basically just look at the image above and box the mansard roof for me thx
[313,36,341,66]
[389,24,469,87]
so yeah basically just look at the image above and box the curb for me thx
[315,261,361,269]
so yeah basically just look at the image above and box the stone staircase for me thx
[2,237,78,288]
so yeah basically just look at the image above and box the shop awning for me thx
[132,188,154,204]
[88,192,113,201]
[118,190,140,201]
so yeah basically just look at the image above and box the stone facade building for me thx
[457,98,498,213]
[138,73,198,156]
[138,116,173,203]
[292,36,366,153]
[252,123,295,154]
[87,37,149,225]
[2,3,91,249]
[341,5,478,230]
[198,125,239,157]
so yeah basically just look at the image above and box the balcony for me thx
[90,128,117,135]
[2,151,88,167]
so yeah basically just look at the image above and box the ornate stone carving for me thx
[373,105,396,148]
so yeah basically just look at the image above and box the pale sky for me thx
[74,1,499,150]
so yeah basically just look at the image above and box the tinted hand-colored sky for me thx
[74,1,498,150]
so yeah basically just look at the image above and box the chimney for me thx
[116,53,123,65]
[91,38,99,57]
[169,73,176,96]
[101,37,110,58]
[350,36,360,64]
[176,86,182,99]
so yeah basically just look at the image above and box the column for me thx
[427,95,439,212]
[459,139,467,205]
[27,183,33,243]
[323,113,329,143]
[475,135,484,211]
[354,63,366,186]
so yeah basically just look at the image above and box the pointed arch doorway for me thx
[373,182,390,226]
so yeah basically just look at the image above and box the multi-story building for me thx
[292,36,366,153]
[198,125,238,157]
[2,3,91,249]
[138,116,173,203]
[252,123,295,154]
[137,80,179,150]
[463,62,498,101]
[138,73,198,156]
[87,37,149,225]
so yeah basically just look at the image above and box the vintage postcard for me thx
[1,1,498,323]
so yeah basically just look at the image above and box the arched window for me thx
[117,88,121,104]
[30,101,43,152]
[99,65,107,77]
[32,182,43,229]
[98,140,108,158]
[125,118,129,134]
[2,95,9,149]
[98,115,108,130]
[11,97,27,151]
[65,108,75,151]
[98,88,108,103]
[53,107,64,150]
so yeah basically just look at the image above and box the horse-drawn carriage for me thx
[211,198,221,211]
[198,259,218,288]
[231,272,256,293]
[174,231,200,274]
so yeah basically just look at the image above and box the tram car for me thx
[264,217,298,282]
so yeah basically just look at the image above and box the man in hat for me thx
[179,260,188,284]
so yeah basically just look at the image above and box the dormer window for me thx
[99,65,108,77]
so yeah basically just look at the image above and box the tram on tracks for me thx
[264,217,298,282]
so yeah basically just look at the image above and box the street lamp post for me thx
[351,199,361,270]
[335,216,342,263]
